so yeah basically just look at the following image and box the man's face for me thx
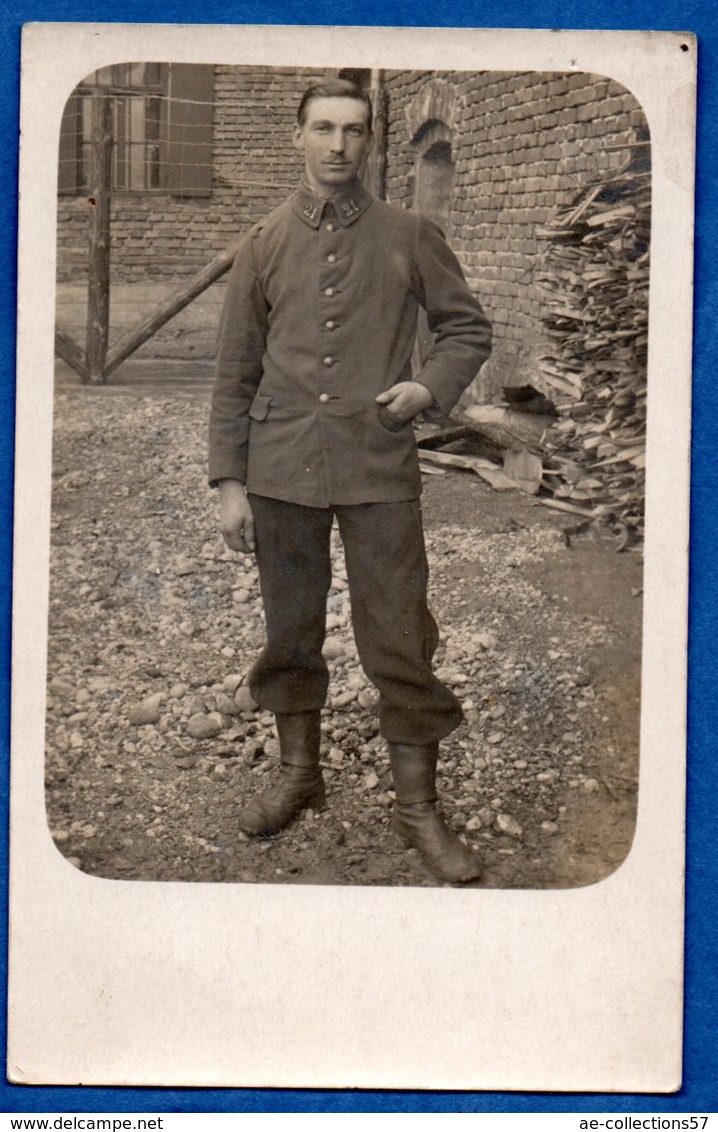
[293,96,372,196]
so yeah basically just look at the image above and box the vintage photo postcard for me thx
[9,23,695,1089]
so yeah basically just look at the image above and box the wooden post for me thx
[366,70,387,200]
[86,90,112,384]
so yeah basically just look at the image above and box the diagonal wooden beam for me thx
[103,238,242,379]
[54,327,90,383]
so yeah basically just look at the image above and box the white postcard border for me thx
[9,23,695,1090]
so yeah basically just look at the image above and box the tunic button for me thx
[327,253,337,263]
[325,320,336,330]
[325,287,335,297]
[326,222,336,232]
[323,356,334,366]
[319,393,330,403]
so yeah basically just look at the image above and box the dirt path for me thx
[45,382,642,889]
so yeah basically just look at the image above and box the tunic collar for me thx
[293,180,373,228]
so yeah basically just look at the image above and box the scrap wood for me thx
[462,404,555,452]
[585,204,637,227]
[538,498,604,519]
[475,466,521,491]
[417,449,499,473]
[418,448,518,491]
[415,424,473,450]
[503,450,543,495]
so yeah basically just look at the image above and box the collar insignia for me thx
[294,181,372,227]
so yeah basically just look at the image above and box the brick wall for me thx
[55,65,330,358]
[56,65,328,283]
[56,67,648,376]
[382,69,647,393]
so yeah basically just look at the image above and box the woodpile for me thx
[533,147,651,543]
[414,146,650,548]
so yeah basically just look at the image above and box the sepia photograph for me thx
[9,23,693,1090]
[49,61,647,889]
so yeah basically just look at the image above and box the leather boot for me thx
[389,741,482,884]
[237,711,325,836]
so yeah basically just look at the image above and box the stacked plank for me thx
[533,150,650,542]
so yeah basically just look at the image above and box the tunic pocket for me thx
[377,404,413,433]
[248,393,273,421]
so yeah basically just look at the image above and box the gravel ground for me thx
[45,387,642,889]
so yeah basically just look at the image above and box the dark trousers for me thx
[247,493,463,745]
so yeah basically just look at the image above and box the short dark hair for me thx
[297,78,373,131]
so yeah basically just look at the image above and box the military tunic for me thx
[209,180,492,505]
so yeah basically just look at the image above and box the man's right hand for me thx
[218,479,256,554]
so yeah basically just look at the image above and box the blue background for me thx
[1,0,715,1115]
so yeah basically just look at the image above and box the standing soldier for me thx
[209,77,492,883]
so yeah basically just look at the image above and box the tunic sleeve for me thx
[410,214,492,415]
[208,231,269,486]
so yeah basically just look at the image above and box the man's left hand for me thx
[375,382,435,423]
